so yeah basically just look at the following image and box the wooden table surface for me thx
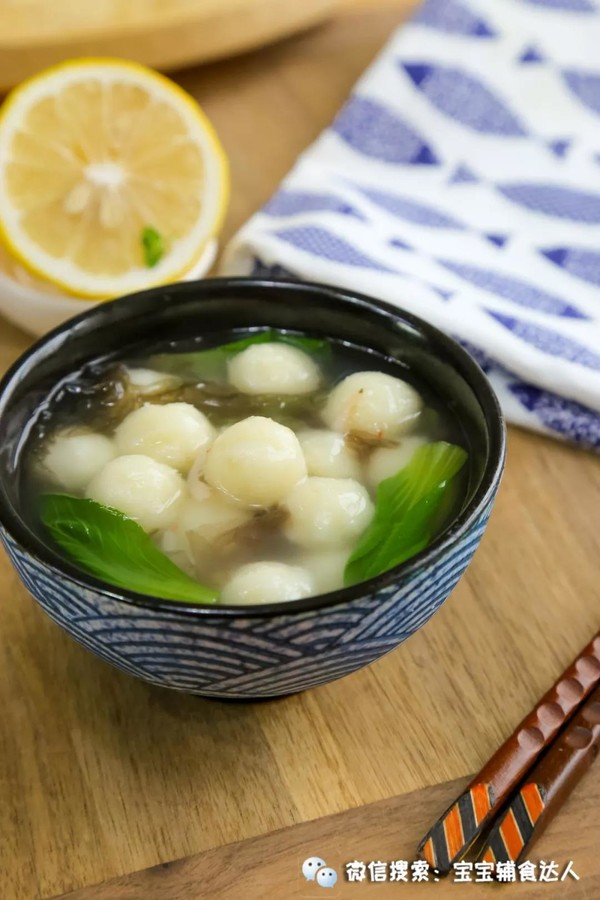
[1,3,599,898]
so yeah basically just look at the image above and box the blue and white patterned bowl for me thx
[0,278,505,700]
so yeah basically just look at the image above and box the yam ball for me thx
[227,343,321,395]
[301,548,351,594]
[41,429,116,493]
[115,402,215,474]
[203,416,307,507]
[297,429,361,480]
[86,454,185,532]
[366,435,427,489]
[125,367,182,396]
[222,561,315,605]
[322,371,422,439]
[284,477,374,549]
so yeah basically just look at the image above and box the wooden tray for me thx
[0,0,340,93]
[54,774,600,898]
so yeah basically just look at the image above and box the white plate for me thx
[0,239,218,338]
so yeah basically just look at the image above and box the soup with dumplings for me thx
[23,330,469,606]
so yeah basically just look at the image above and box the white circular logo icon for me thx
[302,857,327,881]
[316,867,338,888]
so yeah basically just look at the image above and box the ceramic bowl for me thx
[0,278,505,700]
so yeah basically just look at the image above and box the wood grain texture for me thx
[54,774,600,898]
[0,0,341,93]
[0,4,599,899]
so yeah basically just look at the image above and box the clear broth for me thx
[22,330,470,597]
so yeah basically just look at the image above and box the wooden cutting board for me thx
[0,0,340,93]
[1,5,599,900]
[53,773,600,899]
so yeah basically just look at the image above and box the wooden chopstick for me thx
[417,631,600,874]
[478,684,600,865]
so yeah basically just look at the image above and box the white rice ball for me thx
[203,416,307,507]
[227,343,321,395]
[300,548,352,594]
[86,454,185,532]
[366,436,427,489]
[297,429,361,480]
[41,429,116,493]
[221,561,315,605]
[322,371,422,439]
[125,367,182,397]
[115,402,215,474]
[284,477,374,548]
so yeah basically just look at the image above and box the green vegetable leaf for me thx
[344,442,468,586]
[150,330,331,383]
[41,494,218,605]
[141,226,165,268]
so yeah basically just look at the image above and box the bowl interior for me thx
[0,278,504,613]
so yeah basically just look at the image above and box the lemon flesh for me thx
[0,59,229,298]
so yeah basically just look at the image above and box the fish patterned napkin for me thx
[223,0,600,449]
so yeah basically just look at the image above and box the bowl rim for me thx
[0,276,506,618]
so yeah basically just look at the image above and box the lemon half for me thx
[0,58,229,298]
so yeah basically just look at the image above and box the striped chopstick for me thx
[479,685,600,865]
[417,631,600,874]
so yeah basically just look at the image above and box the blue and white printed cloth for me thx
[223,0,600,449]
